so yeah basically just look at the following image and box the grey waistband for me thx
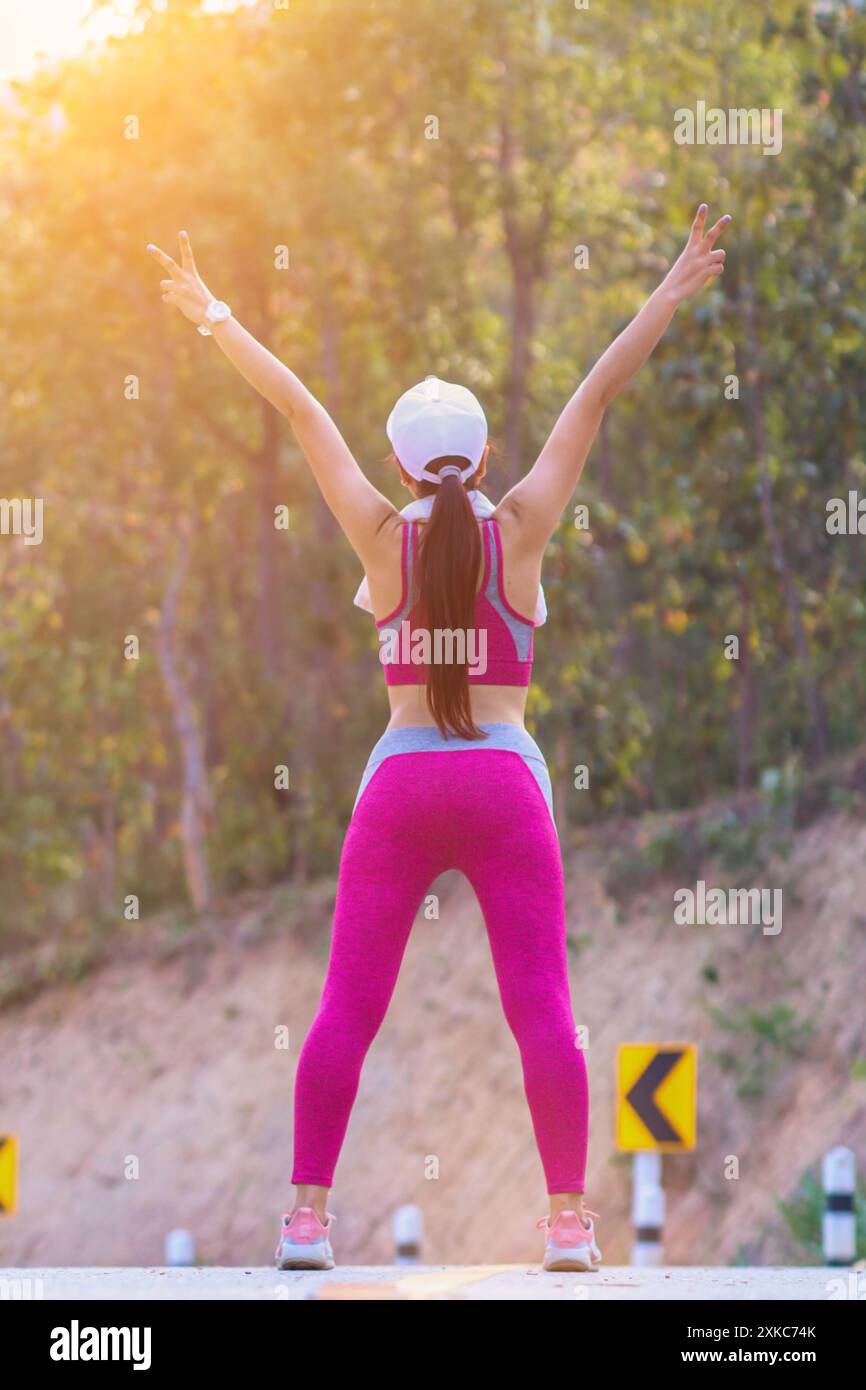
[353,722,555,824]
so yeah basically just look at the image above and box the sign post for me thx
[617,1045,697,1266]
[822,1146,856,1267]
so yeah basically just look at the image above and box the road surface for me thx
[1,1265,852,1301]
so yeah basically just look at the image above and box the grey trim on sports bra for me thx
[483,522,533,661]
[383,522,415,631]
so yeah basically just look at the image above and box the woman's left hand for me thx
[147,231,215,327]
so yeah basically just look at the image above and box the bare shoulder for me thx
[492,494,546,568]
[492,493,519,523]
[491,496,545,607]
[359,507,406,567]
[360,511,408,615]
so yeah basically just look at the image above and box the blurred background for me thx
[1,0,865,1269]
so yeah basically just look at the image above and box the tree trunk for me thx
[735,278,829,760]
[553,725,571,838]
[736,575,757,792]
[255,397,282,680]
[504,265,535,486]
[286,272,346,885]
[497,55,549,488]
[157,523,212,911]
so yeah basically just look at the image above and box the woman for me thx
[148,203,730,1272]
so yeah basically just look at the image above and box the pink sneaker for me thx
[537,1207,602,1272]
[274,1206,336,1270]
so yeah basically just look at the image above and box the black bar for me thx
[825,1193,854,1212]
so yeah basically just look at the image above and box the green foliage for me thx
[602,808,768,901]
[777,1169,866,1265]
[706,1002,815,1100]
[700,813,768,874]
[1,0,865,951]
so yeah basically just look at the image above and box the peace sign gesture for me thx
[147,231,214,327]
[663,203,732,303]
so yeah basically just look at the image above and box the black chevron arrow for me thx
[625,1051,684,1143]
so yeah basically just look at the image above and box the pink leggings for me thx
[292,746,588,1193]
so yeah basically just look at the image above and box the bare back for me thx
[363,501,544,731]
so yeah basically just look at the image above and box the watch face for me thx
[209,301,231,322]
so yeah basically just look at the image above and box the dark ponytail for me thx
[412,457,485,740]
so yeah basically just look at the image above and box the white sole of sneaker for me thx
[543,1245,601,1272]
[276,1240,335,1271]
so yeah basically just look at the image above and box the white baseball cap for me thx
[386,376,488,484]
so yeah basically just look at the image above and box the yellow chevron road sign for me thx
[616,1044,697,1152]
[0,1135,18,1214]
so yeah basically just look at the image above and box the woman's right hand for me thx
[147,231,215,328]
[661,203,731,303]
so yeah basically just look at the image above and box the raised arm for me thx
[147,232,398,561]
[497,204,732,544]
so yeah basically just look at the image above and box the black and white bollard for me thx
[631,1151,664,1266]
[822,1145,856,1267]
[392,1204,423,1265]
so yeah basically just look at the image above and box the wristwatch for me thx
[197,300,232,336]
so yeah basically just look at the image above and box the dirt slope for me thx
[1,804,865,1268]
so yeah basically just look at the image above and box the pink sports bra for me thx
[376,519,535,687]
